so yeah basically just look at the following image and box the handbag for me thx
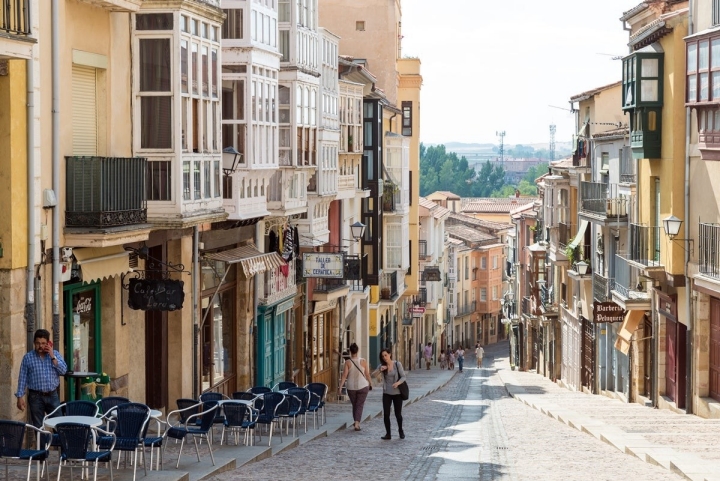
[395,361,409,400]
[350,359,372,390]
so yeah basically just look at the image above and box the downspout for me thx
[684,2,694,415]
[192,226,199,399]
[254,222,263,386]
[51,0,60,348]
[25,58,35,351]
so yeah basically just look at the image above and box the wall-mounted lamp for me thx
[350,221,366,241]
[575,260,589,276]
[662,215,694,255]
[222,146,243,175]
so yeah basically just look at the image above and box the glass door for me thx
[63,282,101,400]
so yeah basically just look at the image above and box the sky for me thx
[401,0,635,147]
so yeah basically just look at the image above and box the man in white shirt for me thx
[475,343,484,368]
[423,342,433,370]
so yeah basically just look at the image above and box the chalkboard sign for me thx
[128,279,185,311]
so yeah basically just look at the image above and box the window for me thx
[146,160,171,201]
[480,257,487,269]
[715,0,720,27]
[480,288,487,302]
[136,13,173,30]
[401,101,412,136]
[601,152,609,171]
[180,40,188,93]
[72,65,98,156]
[356,21,365,31]
[492,286,498,300]
[141,97,172,149]
[492,255,498,269]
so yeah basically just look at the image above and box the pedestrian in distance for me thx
[456,346,466,372]
[372,348,406,440]
[475,343,484,368]
[423,342,433,370]
[338,343,372,431]
[439,349,447,369]
[15,329,68,427]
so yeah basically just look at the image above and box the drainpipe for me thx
[25,58,35,351]
[51,0,60,348]
[192,225,199,399]
[684,1,694,415]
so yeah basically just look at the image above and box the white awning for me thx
[73,246,130,283]
[568,220,589,249]
[204,244,285,278]
[614,310,645,355]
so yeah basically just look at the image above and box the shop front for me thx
[63,282,101,401]
[257,296,294,388]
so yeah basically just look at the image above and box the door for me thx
[259,311,274,387]
[273,312,286,386]
[581,317,594,392]
[711,298,720,402]
[643,316,653,397]
[666,318,677,403]
[63,283,101,401]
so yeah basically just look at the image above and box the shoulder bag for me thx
[394,361,409,400]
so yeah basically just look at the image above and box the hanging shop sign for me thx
[593,301,625,323]
[302,252,344,278]
[423,267,442,282]
[128,279,185,311]
[410,306,425,318]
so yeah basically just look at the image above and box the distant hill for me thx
[426,141,572,153]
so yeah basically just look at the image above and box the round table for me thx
[44,415,102,429]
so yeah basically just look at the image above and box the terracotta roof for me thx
[550,156,575,169]
[620,2,649,22]
[461,197,535,214]
[428,191,461,200]
[570,81,622,102]
[446,225,497,244]
[593,127,629,139]
[510,202,538,217]
[447,212,513,231]
[629,8,687,49]
[419,197,452,219]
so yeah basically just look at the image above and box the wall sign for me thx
[593,301,625,323]
[302,253,344,278]
[128,279,185,311]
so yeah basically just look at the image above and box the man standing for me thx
[423,342,433,370]
[16,329,67,427]
[475,343,485,368]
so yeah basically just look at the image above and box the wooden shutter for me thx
[72,65,98,156]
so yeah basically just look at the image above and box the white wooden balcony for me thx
[296,197,330,246]
[267,170,308,217]
[259,258,297,306]
[222,172,271,221]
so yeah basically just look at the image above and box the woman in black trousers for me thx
[373,348,407,440]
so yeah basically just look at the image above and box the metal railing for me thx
[380,270,398,299]
[613,254,631,298]
[314,277,345,293]
[345,254,366,291]
[580,181,628,218]
[522,296,535,318]
[66,156,147,227]
[593,272,609,302]
[418,239,428,259]
[628,223,661,266]
[382,182,397,213]
[1,0,30,36]
[620,147,635,183]
[456,300,476,317]
[416,288,427,306]
[700,222,720,278]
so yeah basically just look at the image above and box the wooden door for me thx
[711,298,720,402]
[581,317,595,392]
[643,316,653,398]
[665,318,677,403]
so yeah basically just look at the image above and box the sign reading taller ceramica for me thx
[302,252,344,278]
[593,301,625,323]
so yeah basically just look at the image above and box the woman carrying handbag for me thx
[372,348,407,440]
[338,343,372,431]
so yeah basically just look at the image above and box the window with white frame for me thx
[480,257,487,269]
[386,223,403,268]
[492,255,498,269]
[492,285,498,300]
[480,288,487,302]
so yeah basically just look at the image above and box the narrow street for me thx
[210,342,684,481]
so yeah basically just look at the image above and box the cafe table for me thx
[43,415,102,429]
[63,371,99,401]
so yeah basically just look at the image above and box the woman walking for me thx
[338,343,372,431]
[372,348,406,440]
[456,346,466,372]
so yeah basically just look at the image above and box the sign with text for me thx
[128,279,185,311]
[302,252,344,278]
[593,301,625,323]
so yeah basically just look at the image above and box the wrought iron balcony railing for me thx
[628,223,661,266]
[558,222,573,248]
[65,156,147,228]
[593,272,609,302]
[613,254,631,298]
[380,270,398,300]
[314,277,346,293]
[700,222,720,279]
[415,287,427,307]
[345,254,367,291]
[580,181,628,218]
[419,239,428,259]
[1,0,30,36]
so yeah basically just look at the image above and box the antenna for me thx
[549,124,556,162]
[496,130,506,166]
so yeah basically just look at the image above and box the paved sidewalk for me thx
[12,366,456,481]
[492,343,720,481]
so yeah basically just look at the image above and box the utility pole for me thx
[549,124,556,161]
[496,130,506,166]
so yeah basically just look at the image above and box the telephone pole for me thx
[549,124,556,161]
[496,130,506,166]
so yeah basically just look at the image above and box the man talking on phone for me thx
[15,329,67,427]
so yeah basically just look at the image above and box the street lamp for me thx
[575,260,589,276]
[350,221,366,241]
[222,146,243,175]
[663,215,682,239]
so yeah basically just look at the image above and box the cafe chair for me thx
[305,383,328,428]
[42,400,100,448]
[231,392,257,403]
[55,423,116,481]
[0,420,51,481]
[141,416,166,471]
[220,402,257,446]
[272,381,297,391]
[248,386,272,396]
[163,402,219,468]
[97,402,150,481]
[254,392,286,446]
[96,396,129,416]
[198,393,228,444]
[285,387,310,434]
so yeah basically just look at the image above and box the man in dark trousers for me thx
[15,329,67,427]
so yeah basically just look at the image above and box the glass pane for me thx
[641,79,658,102]
[140,39,171,92]
[194,160,201,199]
[641,58,658,77]
[713,39,720,69]
[191,44,198,94]
[202,46,209,96]
[701,72,710,101]
[204,160,211,198]
[714,71,720,100]
[715,110,720,133]
[688,43,697,72]
[136,13,172,30]
[181,40,188,93]
[71,290,97,374]
[700,40,710,70]
[183,161,190,200]
[141,97,172,148]
[688,74,697,102]
[214,160,220,197]
[211,49,218,98]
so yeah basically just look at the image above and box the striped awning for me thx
[204,244,285,278]
[73,246,130,283]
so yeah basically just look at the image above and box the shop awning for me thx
[73,246,131,283]
[568,220,589,249]
[204,244,285,278]
[614,310,645,355]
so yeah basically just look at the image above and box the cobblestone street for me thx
[209,343,684,481]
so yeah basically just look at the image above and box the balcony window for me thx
[147,160,171,201]
[222,9,243,39]
[687,33,720,159]
[181,40,188,94]
[401,101,412,136]
[140,97,172,149]
[622,51,663,159]
[136,13,172,30]
[480,288,487,302]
